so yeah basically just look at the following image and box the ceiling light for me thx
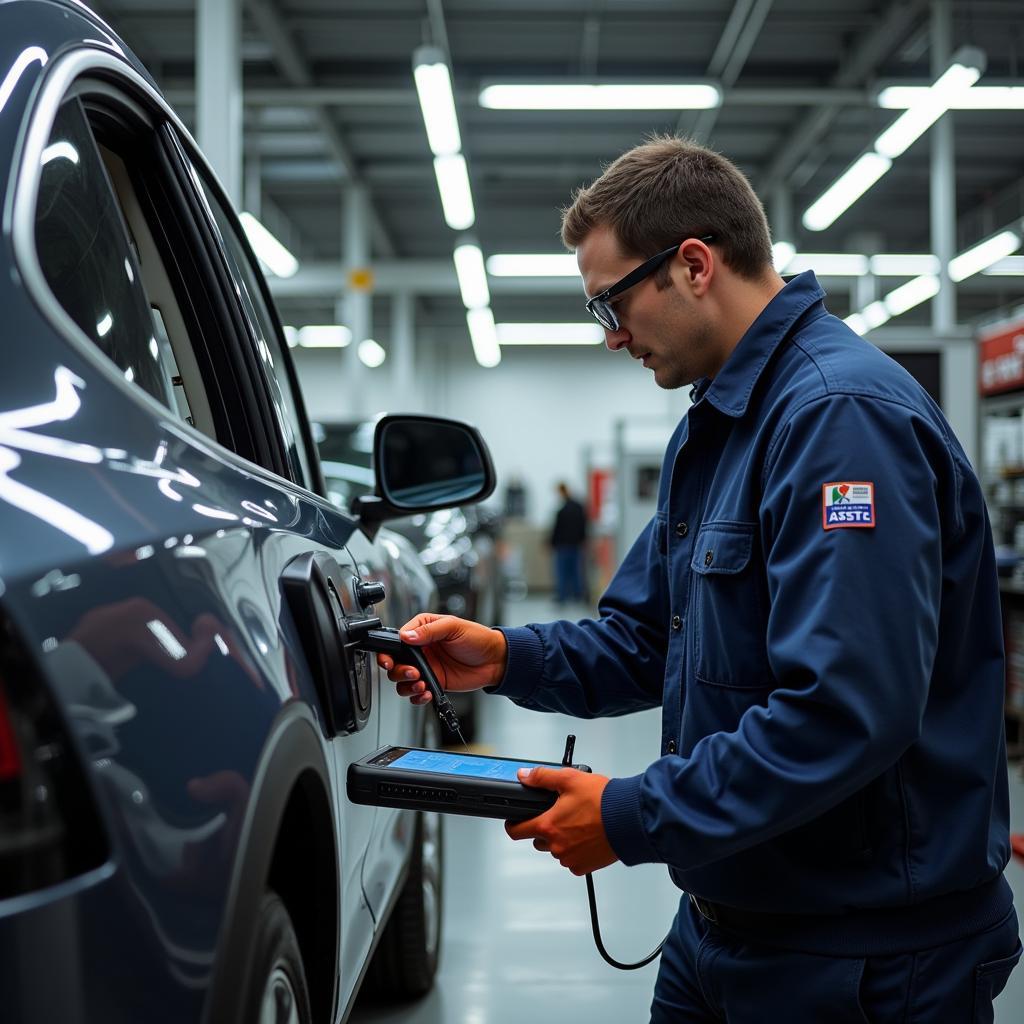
[298,325,352,348]
[874,51,983,159]
[282,325,298,347]
[453,243,490,309]
[786,253,869,276]
[466,307,500,367]
[802,153,892,232]
[479,83,721,110]
[239,212,299,278]
[433,154,475,231]
[772,241,795,272]
[844,313,868,336]
[949,229,1022,282]
[861,300,891,330]
[983,256,1024,276]
[496,323,604,345]
[486,254,581,277]
[413,46,461,156]
[878,85,1024,110]
[358,338,386,367]
[869,254,941,276]
[883,274,940,316]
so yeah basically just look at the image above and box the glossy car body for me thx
[0,4,474,1021]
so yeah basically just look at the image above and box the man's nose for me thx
[605,326,631,351]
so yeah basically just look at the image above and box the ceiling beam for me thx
[245,0,396,257]
[757,0,929,196]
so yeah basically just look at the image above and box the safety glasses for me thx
[584,235,716,332]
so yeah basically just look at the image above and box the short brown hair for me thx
[561,135,773,280]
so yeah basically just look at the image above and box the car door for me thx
[8,57,406,1017]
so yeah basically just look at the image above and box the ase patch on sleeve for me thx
[822,481,875,530]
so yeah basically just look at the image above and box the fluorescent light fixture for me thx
[282,325,299,347]
[413,46,461,156]
[239,212,299,278]
[870,253,940,276]
[358,338,386,367]
[496,323,604,345]
[466,307,501,367]
[844,313,868,336]
[772,241,795,273]
[874,56,982,159]
[861,300,891,330]
[802,152,892,232]
[298,325,352,348]
[486,253,580,277]
[787,253,869,276]
[479,83,720,110]
[983,256,1024,276]
[883,274,940,316]
[878,86,1024,110]
[433,154,475,230]
[453,243,490,309]
[949,229,1021,282]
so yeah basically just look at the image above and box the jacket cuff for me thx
[601,774,661,866]
[485,626,544,701]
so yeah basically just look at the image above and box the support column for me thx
[344,184,371,417]
[770,186,793,245]
[197,0,241,205]
[930,0,956,333]
[391,292,416,412]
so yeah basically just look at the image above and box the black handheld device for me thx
[347,744,591,821]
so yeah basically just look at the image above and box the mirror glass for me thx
[379,420,487,508]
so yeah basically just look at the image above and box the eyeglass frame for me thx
[584,234,717,332]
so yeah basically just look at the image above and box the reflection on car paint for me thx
[0,47,47,116]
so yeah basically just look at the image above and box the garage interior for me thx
[50,0,1024,1020]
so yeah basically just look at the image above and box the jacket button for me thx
[667,740,677,754]
[704,550,714,567]
[672,614,681,630]
[675,521,688,538]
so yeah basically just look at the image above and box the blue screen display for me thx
[390,749,557,783]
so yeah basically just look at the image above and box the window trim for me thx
[11,47,326,497]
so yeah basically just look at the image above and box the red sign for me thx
[980,319,1024,395]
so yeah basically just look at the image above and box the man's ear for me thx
[675,239,713,297]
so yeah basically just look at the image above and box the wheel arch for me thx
[202,702,339,1024]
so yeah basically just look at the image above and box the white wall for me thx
[293,338,690,527]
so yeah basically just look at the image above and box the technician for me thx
[378,136,1022,1021]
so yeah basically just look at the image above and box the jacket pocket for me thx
[690,522,773,689]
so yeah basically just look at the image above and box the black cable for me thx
[585,871,665,970]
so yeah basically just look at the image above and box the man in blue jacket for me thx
[378,136,1021,1020]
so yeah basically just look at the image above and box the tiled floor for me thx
[352,596,1024,1023]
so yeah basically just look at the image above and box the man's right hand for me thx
[377,614,508,705]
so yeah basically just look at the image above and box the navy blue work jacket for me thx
[495,272,1012,940]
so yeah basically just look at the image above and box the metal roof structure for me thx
[93,0,1024,339]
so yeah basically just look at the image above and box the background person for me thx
[550,481,588,605]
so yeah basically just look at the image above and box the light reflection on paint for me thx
[241,500,278,522]
[41,141,78,166]
[192,503,238,521]
[213,634,229,656]
[96,312,113,337]
[174,545,207,558]
[149,338,159,360]
[0,47,47,116]
[135,545,155,560]
[146,619,186,660]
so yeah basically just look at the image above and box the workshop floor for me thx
[351,595,1024,1024]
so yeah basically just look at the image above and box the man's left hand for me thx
[505,767,618,876]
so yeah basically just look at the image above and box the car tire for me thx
[241,890,313,1024]
[365,807,444,1000]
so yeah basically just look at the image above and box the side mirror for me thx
[351,414,496,538]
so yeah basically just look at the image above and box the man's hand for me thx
[377,613,508,704]
[505,767,618,876]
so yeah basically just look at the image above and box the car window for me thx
[183,160,316,490]
[34,98,174,411]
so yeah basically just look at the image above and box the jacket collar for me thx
[693,271,826,419]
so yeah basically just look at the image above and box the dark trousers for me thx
[553,544,586,603]
[650,896,1022,1022]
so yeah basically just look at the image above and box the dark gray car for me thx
[0,4,494,1021]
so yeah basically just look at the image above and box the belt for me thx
[686,875,1014,957]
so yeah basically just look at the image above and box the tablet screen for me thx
[389,748,556,783]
